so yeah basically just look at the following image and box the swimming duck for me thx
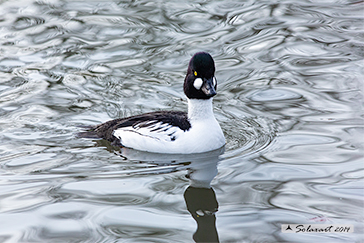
[79,52,225,154]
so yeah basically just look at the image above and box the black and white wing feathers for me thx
[78,111,191,146]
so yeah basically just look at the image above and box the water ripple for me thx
[13,16,45,30]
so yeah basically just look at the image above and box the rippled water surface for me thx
[0,0,363,242]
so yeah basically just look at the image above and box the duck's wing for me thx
[78,111,191,146]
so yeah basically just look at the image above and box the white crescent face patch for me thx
[193,78,203,90]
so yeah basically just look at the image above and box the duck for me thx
[79,52,225,154]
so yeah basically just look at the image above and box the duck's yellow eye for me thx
[194,71,197,76]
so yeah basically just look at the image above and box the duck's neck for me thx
[187,98,215,121]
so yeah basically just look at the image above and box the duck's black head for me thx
[184,52,217,99]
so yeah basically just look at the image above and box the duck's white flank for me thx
[113,98,225,154]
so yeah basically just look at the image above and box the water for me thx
[0,0,363,242]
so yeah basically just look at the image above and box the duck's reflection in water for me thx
[183,150,221,243]
[98,141,222,243]
[184,186,219,242]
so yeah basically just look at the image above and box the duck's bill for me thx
[201,78,217,97]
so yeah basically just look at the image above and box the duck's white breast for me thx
[113,118,225,154]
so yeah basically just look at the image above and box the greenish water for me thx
[0,0,363,242]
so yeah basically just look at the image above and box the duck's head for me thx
[184,52,217,99]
